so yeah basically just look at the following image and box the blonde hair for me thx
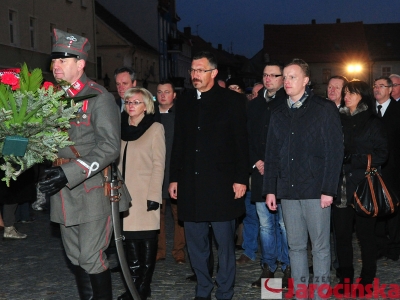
[123,87,155,114]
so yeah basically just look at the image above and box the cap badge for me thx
[66,35,77,48]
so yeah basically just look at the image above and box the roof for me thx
[190,35,242,67]
[95,1,158,53]
[263,22,370,63]
[364,23,400,61]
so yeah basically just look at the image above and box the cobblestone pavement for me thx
[1,202,399,300]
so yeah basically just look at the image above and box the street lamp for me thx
[346,64,363,80]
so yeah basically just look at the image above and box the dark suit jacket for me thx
[170,84,249,222]
[247,87,286,202]
[115,97,124,113]
[155,105,175,199]
[380,100,400,195]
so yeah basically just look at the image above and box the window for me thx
[29,18,36,48]
[9,10,17,44]
[50,23,56,50]
[97,57,102,80]
[322,68,331,84]
[140,58,143,80]
[382,66,391,77]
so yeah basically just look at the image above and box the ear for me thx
[133,80,137,87]
[303,76,310,87]
[211,69,218,79]
[173,92,176,99]
[77,59,86,71]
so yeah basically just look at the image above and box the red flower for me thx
[11,83,20,90]
[1,73,19,86]
[43,81,54,90]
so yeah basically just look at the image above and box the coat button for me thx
[195,172,199,175]
[197,126,201,130]
[349,173,352,177]
[196,149,200,152]
[82,170,86,174]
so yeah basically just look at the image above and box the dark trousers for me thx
[332,205,377,282]
[185,220,236,300]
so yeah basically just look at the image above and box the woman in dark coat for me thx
[333,80,388,295]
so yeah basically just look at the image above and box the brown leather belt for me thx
[53,158,72,166]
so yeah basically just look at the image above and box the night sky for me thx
[176,0,400,58]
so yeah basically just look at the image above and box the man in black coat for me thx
[169,51,248,300]
[114,67,136,113]
[264,59,343,300]
[373,76,400,260]
[245,61,291,288]
[154,80,186,264]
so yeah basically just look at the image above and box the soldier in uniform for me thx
[39,29,129,300]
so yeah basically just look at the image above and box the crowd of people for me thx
[1,28,400,300]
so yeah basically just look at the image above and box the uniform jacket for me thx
[50,73,130,226]
[263,92,343,199]
[170,83,249,222]
[335,106,388,206]
[247,87,286,202]
[119,122,165,232]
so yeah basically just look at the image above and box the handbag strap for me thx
[367,154,372,172]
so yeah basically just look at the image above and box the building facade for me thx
[1,0,96,80]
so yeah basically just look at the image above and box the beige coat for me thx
[119,122,165,232]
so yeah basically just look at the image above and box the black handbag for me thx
[353,154,399,217]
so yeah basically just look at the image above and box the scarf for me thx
[121,112,155,141]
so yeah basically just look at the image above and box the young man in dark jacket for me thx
[264,59,343,300]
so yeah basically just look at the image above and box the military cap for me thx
[51,29,91,61]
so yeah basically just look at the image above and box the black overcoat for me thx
[170,84,249,222]
[247,87,286,203]
[334,108,388,206]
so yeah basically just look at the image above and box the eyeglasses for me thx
[263,74,282,78]
[156,90,172,95]
[188,68,215,75]
[373,84,390,89]
[392,83,400,87]
[228,85,240,91]
[124,100,144,106]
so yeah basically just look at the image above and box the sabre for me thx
[109,161,141,300]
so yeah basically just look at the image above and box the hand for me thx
[169,182,178,199]
[266,194,277,211]
[255,160,264,175]
[320,194,333,209]
[233,183,246,199]
[147,200,160,211]
[38,167,68,196]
